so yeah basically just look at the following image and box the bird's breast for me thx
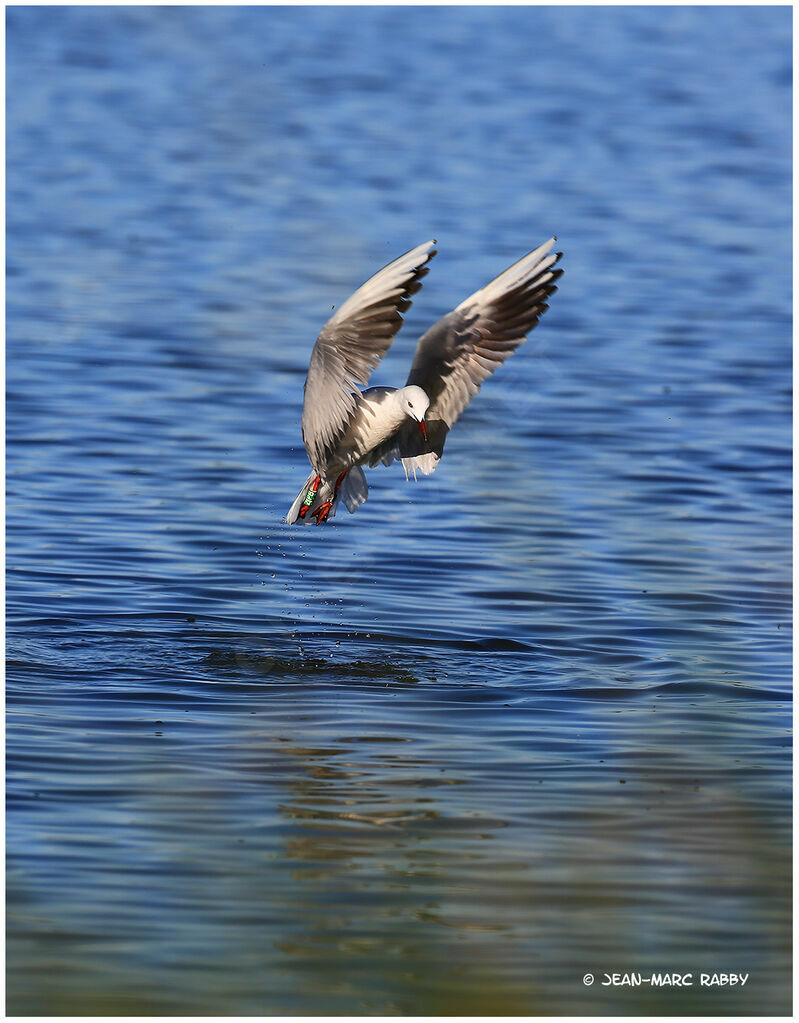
[327,388,403,473]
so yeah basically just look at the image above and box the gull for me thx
[286,237,563,525]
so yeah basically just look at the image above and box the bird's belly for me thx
[326,392,401,474]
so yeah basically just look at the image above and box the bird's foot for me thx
[312,500,333,524]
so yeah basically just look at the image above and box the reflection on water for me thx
[6,5,791,1016]
[7,622,791,1014]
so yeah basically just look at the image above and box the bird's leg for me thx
[311,470,348,525]
[297,475,321,520]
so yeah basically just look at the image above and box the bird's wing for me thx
[301,240,437,471]
[406,237,562,429]
[376,238,563,478]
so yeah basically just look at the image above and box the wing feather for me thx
[407,238,562,429]
[301,240,437,470]
[378,238,563,477]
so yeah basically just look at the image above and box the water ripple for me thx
[7,4,790,1016]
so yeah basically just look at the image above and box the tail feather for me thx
[339,466,368,512]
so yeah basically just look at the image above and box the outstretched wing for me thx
[301,240,437,472]
[408,237,562,427]
[372,238,563,478]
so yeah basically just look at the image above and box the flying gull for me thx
[286,238,563,525]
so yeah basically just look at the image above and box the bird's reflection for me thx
[249,721,539,1014]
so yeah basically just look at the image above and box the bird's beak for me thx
[419,419,427,440]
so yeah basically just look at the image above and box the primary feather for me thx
[301,240,437,472]
[372,238,563,479]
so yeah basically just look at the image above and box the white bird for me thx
[286,237,563,525]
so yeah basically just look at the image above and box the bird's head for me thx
[400,386,430,438]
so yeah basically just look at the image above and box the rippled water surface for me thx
[6,6,792,1015]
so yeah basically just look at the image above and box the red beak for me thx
[419,419,427,440]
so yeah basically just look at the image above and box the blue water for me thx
[6,6,791,1015]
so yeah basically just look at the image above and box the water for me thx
[6,6,791,1015]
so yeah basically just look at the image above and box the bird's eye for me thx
[409,402,414,408]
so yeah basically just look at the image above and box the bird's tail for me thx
[338,466,368,513]
[286,467,369,525]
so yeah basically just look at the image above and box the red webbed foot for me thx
[312,500,333,524]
